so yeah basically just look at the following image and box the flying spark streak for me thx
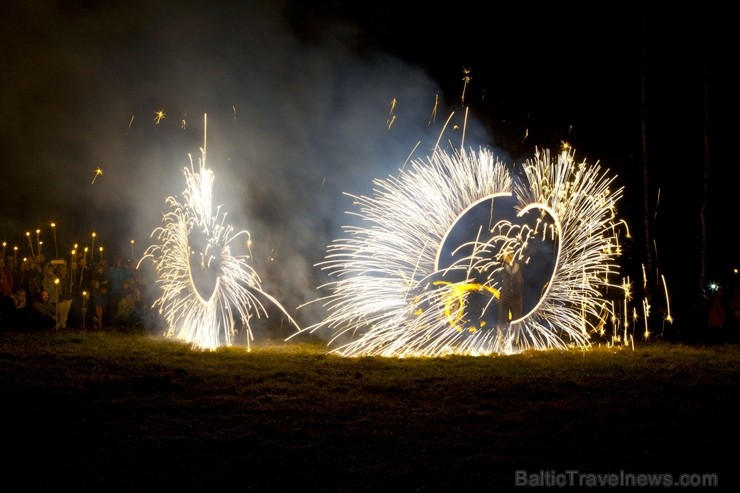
[294,147,628,357]
[140,115,299,350]
[387,98,397,129]
[429,93,439,126]
[396,142,421,178]
[661,274,673,324]
[460,107,469,151]
[642,298,651,340]
[460,67,471,106]
[91,166,103,184]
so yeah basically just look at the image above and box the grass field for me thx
[1,327,737,492]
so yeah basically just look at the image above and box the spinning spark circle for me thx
[298,147,624,357]
[141,117,298,350]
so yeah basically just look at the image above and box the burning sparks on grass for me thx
[140,115,299,350]
[295,147,628,357]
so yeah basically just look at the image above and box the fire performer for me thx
[498,250,523,331]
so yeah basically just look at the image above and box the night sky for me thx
[1,2,734,322]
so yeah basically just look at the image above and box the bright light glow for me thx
[140,116,299,350]
[296,147,626,357]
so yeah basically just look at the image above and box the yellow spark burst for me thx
[154,109,166,124]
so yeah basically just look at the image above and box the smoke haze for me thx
[0,1,492,326]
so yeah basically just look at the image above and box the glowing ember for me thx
[140,115,299,350]
[295,146,627,357]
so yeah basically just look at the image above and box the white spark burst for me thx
[140,116,299,350]
[296,146,625,357]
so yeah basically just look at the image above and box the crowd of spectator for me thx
[0,252,159,331]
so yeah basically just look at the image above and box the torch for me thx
[81,291,88,330]
[51,222,59,260]
[70,248,76,292]
[26,232,34,258]
[79,247,89,289]
[54,278,60,330]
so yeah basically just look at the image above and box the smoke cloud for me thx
[0,1,492,328]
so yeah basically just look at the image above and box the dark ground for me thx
[1,327,737,492]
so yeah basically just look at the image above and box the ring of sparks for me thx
[302,147,625,357]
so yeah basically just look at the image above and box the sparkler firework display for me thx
[140,116,299,350]
[295,146,627,357]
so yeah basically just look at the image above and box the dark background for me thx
[1,2,734,325]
